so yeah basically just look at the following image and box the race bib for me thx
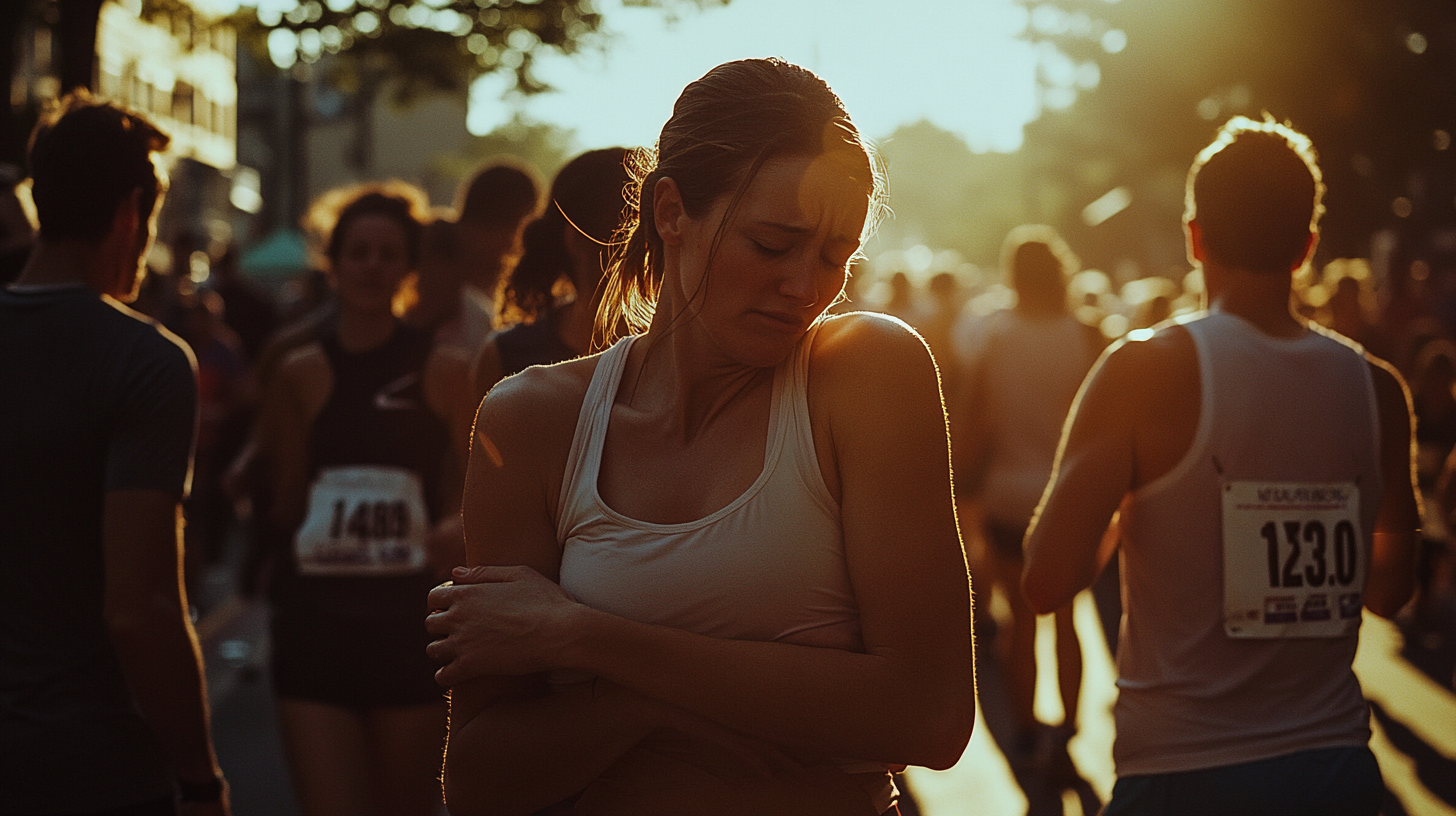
[294,466,429,576]
[1222,481,1364,638]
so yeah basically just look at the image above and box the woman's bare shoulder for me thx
[272,341,331,410]
[276,340,328,378]
[473,353,602,450]
[810,311,937,384]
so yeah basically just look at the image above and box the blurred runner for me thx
[256,183,462,816]
[471,147,632,404]
[952,225,1102,808]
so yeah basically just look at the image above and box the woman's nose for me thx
[778,260,819,305]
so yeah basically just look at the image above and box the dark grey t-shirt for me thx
[0,284,197,814]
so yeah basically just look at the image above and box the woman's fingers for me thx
[450,564,533,584]
[426,581,456,612]
[425,634,453,662]
[424,608,451,635]
[422,565,581,684]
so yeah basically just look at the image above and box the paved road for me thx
[195,557,1456,816]
[905,592,1456,816]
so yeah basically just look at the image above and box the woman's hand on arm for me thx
[432,367,670,815]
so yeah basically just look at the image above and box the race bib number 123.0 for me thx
[1222,481,1364,639]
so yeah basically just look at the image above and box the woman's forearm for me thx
[562,608,971,770]
[444,679,661,816]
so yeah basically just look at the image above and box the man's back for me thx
[0,284,197,812]
[1114,311,1377,776]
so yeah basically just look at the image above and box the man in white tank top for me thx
[1023,116,1420,816]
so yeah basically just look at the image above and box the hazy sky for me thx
[469,0,1046,153]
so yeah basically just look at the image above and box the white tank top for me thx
[555,326,891,805]
[555,325,862,649]
[1114,310,1380,776]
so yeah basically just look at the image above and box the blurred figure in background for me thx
[915,270,964,399]
[210,242,279,366]
[470,146,632,407]
[176,287,251,599]
[255,183,462,816]
[951,224,1102,810]
[448,160,540,342]
[402,163,541,466]
[1410,339,1456,491]
[0,162,33,284]
[883,269,916,323]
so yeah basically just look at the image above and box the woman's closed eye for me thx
[751,239,792,257]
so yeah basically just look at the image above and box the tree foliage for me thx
[1015,0,1456,277]
[221,0,724,105]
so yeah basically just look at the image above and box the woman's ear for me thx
[651,177,686,246]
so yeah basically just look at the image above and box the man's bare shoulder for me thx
[1365,352,1415,431]
[1079,321,1200,452]
[1102,321,1197,381]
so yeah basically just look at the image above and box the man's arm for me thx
[1023,337,1152,613]
[103,489,228,813]
[1365,357,1421,618]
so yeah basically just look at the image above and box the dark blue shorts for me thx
[1103,745,1382,816]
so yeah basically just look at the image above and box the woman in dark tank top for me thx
[470,148,632,403]
[256,183,464,816]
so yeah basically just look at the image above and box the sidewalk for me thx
[195,531,300,816]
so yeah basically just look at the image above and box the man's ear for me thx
[96,189,146,299]
[1185,218,1206,265]
[1293,229,1318,273]
[109,189,142,248]
[651,177,686,246]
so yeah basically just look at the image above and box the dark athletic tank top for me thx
[278,322,451,617]
[496,311,578,378]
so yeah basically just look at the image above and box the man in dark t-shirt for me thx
[0,95,229,815]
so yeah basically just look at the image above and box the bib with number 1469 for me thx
[1221,481,1365,638]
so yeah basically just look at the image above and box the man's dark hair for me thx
[455,162,539,226]
[1186,115,1323,273]
[28,92,169,244]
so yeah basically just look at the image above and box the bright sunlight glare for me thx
[470,0,1042,153]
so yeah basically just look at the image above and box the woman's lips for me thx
[750,309,803,332]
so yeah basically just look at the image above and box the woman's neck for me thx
[622,306,772,445]
[337,306,397,352]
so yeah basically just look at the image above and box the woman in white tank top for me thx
[425,58,975,815]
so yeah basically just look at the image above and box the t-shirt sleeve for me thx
[104,330,199,497]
